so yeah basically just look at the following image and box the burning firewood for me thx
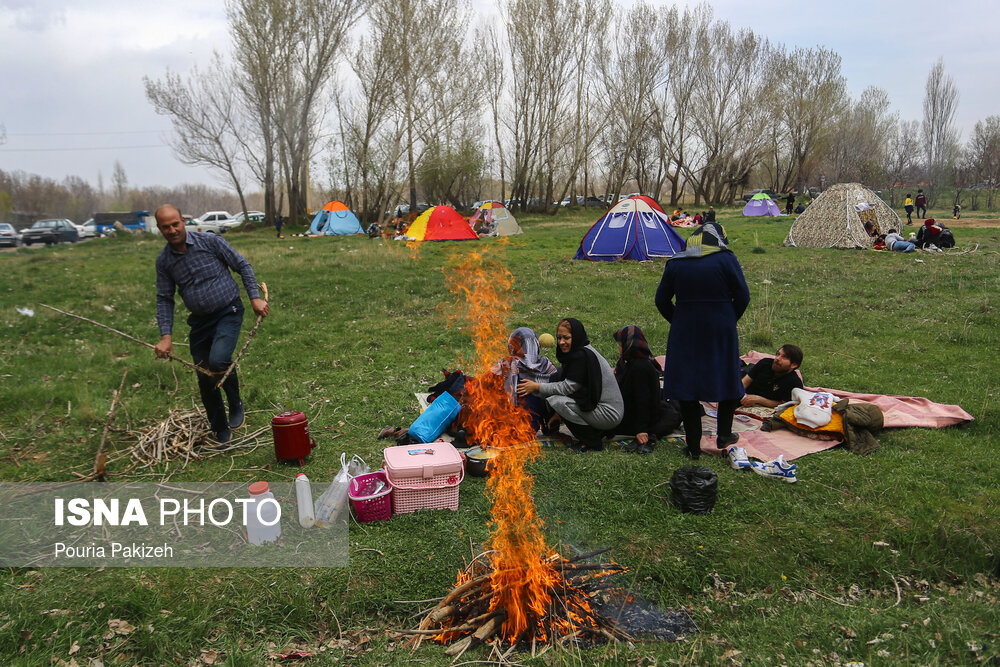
[403,550,631,655]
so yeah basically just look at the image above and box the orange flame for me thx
[446,245,559,642]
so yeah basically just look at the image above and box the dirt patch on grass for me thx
[924,217,1000,228]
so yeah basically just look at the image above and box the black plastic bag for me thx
[668,466,718,515]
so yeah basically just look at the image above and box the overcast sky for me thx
[0,0,996,189]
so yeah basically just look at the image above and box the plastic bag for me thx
[314,453,369,527]
[668,465,718,515]
[408,391,461,443]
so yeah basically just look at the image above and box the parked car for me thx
[391,203,430,218]
[81,218,98,238]
[233,210,266,225]
[21,219,80,245]
[741,189,779,201]
[0,222,19,247]
[196,211,240,229]
[185,217,228,235]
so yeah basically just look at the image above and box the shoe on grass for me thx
[727,446,752,470]
[214,429,232,445]
[228,402,246,430]
[751,455,797,483]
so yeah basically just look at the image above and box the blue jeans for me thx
[916,205,926,218]
[189,300,244,433]
[891,241,915,253]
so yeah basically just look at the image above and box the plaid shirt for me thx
[155,232,261,335]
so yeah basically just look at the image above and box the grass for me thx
[1,207,998,665]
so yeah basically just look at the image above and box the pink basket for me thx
[349,470,392,522]
[384,464,463,514]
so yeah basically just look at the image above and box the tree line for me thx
[6,0,1000,226]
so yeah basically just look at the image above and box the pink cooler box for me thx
[383,442,464,514]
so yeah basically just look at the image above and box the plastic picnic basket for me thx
[348,470,392,522]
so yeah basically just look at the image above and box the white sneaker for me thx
[751,455,797,483]
[727,446,752,470]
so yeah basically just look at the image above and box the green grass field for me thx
[1,207,998,665]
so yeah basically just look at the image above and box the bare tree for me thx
[144,56,251,217]
[595,2,668,201]
[768,46,846,193]
[684,22,778,204]
[921,57,960,203]
[882,119,921,207]
[825,86,895,186]
[967,115,1000,209]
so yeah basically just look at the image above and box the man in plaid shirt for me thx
[154,205,269,443]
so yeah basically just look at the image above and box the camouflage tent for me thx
[784,183,901,249]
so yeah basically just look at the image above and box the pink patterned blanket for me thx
[656,351,974,461]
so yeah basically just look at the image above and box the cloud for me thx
[0,0,67,31]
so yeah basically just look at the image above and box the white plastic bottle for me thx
[295,473,316,528]
[246,481,282,545]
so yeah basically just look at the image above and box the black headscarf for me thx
[613,325,661,384]
[555,318,603,412]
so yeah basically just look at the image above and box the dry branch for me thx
[215,282,268,389]
[40,304,214,377]
[94,370,128,480]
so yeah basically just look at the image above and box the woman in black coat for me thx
[612,325,679,454]
[654,223,751,459]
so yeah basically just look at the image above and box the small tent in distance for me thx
[470,201,522,237]
[574,196,686,261]
[784,183,901,249]
[310,201,364,235]
[741,192,782,217]
[405,205,479,241]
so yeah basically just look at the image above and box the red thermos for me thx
[271,411,317,465]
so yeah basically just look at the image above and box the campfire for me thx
[405,247,631,657]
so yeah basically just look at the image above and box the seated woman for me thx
[493,327,558,432]
[517,318,623,452]
[916,219,951,249]
[612,326,679,453]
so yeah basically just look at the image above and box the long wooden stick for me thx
[40,304,214,377]
[94,369,128,481]
[215,282,268,389]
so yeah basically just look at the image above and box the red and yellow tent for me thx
[405,206,478,241]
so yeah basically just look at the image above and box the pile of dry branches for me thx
[404,548,630,659]
[129,409,268,468]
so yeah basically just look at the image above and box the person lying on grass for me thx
[492,327,557,433]
[740,344,804,409]
[517,318,623,452]
[611,325,680,454]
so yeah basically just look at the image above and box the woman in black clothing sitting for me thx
[612,326,680,453]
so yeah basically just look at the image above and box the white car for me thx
[185,217,227,235]
[0,222,19,247]
[233,210,265,225]
[81,218,98,238]
[196,211,240,229]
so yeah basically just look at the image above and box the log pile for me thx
[404,549,631,659]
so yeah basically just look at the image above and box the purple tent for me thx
[741,193,782,217]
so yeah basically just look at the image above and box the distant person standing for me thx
[275,215,284,238]
[785,192,795,215]
[904,193,914,225]
[915,189,927,219]
[153,204,269,443]
[655,222,751,459]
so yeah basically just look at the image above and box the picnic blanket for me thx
[685,351,974,461]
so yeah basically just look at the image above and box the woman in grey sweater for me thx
[517,318,623,451]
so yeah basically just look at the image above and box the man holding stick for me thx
[153,204,269,443]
